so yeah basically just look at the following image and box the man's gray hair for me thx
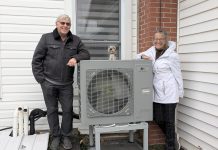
[56,14,71,23]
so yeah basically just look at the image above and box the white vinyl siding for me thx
[177,0,218,150]
[0,0,65,129]
[0,0,138,131]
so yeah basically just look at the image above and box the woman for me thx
[137,30,184,150]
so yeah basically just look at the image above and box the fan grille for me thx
[86,69,133,116]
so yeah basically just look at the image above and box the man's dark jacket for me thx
[32,28,90,84]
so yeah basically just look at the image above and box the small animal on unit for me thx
[108,45,117,60]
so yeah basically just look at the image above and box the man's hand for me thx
[67,58,77,67]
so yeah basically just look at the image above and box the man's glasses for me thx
[59,21,71,26]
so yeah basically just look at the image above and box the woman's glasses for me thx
[154,38,166,42]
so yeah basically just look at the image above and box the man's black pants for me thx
[153,102,177,150]
[41,81,73,137]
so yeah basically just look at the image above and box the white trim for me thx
[136,0,139,55]
[73,0,133,60]
[64,0,76,34]
[177,0,180,53]
[176,2,181,148]
[0,34,2,99]
[121,0,132,60]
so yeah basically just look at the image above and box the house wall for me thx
[0,0,67,130]
[138,0,178,145]
[0,0,138,132]
[177,0,218,149]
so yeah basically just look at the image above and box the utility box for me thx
[78,60,153,127]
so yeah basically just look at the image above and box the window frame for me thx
[65,0,133,60]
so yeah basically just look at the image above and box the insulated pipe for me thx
[29,108,47,135]
[29,114,35,135]
[23,107,29,135]
[12,107,19,137]
[29,108,79,135]
[18,107,24,136]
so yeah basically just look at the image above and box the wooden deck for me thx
[0,129,49,150]
[0,129,82,150]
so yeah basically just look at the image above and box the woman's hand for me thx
[141,54,152,60]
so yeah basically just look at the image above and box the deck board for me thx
[21,134,37,150]
[32,133,49,150]
[0,130,49,150]
[5,136,23,150]
[0,129,81,150]
[0,130,11,149]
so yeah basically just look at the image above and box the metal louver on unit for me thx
[86,69,133,117]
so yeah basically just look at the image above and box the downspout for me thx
[159,0,162,29]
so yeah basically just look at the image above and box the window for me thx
[76,0,120,60]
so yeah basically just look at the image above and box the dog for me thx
[108,45,117,60]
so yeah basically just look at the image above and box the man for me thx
[32,14,90,150]
[137,30,184,150]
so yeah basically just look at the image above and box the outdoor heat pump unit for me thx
[79,60,153,127]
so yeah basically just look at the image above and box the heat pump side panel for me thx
[133,62,153,122]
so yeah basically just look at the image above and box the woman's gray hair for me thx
[155,29,168,37]
[153,29,169,46]
[56,14,71,23]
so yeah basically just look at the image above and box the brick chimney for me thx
[138,0,178,146]
[139,0,177,52]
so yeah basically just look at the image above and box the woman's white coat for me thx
[137,41,184,103]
